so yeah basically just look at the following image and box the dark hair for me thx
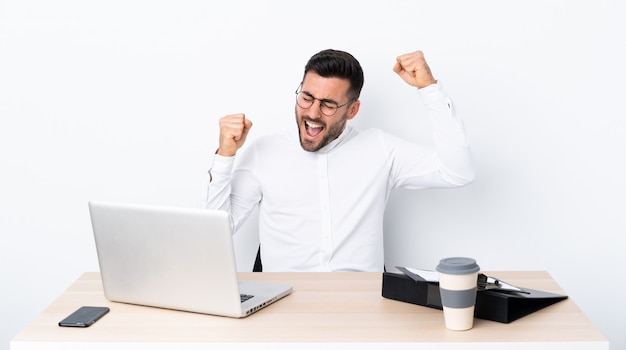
[303,49,364,99]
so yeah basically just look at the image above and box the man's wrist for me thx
[416,79,438,89]
[216,148,236,157]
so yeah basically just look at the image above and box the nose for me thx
[308,99,324,119]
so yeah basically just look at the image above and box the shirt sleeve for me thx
[205,150,262,233]
[392,82,475,189]
[205,154,236,212]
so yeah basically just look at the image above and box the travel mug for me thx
[436,257,480,331]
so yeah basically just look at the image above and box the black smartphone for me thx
[58,306,110,327]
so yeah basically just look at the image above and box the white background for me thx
[1,1,624,349]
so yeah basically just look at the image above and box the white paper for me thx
[405,267,439,282]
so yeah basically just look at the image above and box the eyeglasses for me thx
[295,84,356,117]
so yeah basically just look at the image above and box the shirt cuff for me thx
[209,153,235,176]
[418,81,450,106]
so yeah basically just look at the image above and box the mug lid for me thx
[436,257,480,275]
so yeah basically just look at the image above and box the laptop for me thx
[88,200,292,318]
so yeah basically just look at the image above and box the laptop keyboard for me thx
[240,294,254,303]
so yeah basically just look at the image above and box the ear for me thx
[346,100,360,120]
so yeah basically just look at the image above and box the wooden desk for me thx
[11,271,607,349]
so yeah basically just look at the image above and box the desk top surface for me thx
[12,271,607,349]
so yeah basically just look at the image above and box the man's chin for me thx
[299,134,323,152]
[299,139,319,152]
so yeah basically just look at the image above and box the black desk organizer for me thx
[381,272,568,323]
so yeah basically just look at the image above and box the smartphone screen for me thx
[58,306,110,327]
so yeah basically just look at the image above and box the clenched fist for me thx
[217,113,253,157]
[393,50,437,89]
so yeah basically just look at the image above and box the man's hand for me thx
[217,113,253,157]
[393,50,437,89]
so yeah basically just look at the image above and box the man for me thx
[205,49,474,272]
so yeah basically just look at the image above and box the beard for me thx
[295,108,348,152]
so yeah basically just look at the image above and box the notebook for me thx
[88,200,292,318]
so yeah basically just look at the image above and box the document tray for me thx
[381,272,567,323]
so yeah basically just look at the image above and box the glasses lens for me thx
[320,103,337,116]
[296,92,313,109]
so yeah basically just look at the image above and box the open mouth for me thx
[305,119,324,138]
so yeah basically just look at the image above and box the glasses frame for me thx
[295,83,356,117]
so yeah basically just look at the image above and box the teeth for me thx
[306,120,323,129]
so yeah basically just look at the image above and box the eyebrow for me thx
[301,91,340,106]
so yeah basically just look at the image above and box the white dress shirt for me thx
[205,83,475,272]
